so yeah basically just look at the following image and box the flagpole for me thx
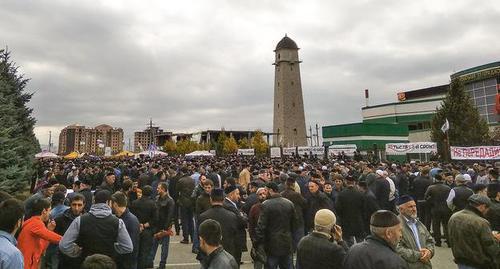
[445,130,450,162]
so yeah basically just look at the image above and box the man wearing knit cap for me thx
[448,194,500,269]
[297,209,348,269]
[395,195,435,269]
[344,210,408,269]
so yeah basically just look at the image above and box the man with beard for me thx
[344,210,408,269]
[55,194,86,268]
[396,195,435,269]
[248,187,268,269]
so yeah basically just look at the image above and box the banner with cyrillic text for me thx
[450,146,500,160]
[385,142,437,155]
[270,147,281,158]
[328,144,357,156]
[297,147,325,157]
[237,149,255,156]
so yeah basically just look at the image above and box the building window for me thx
[293,128,297,135]
[277,104,279,108]
[278,53,280,59]
[292,102,295,107]
[291,81,294,85]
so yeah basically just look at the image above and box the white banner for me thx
[450,146,500,160]
[297,146,325,157]
[328,144,357,156]
[385,142,437,155]
[237,149,255,156]
[270,147,281,158]
[283,147,296,156]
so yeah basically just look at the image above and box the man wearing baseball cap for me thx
[448,194,499,269]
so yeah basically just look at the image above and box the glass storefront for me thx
[464,77,499,124]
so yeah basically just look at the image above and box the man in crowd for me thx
[0,199,25,269]
[447,174,474,213]
[199,219,238,269]
[248,187,267,269]
[305,179,332,233]
[24,182,54,219]
[111,192,140,269]
[412,167,432,230]
[486,183,500,231]
[281,176,307,252]
[176,166,196,244]
[223,185,247,265]
[448,194,500,269]
[297,209,348,269]
[79,178,94,213]
[424,174,451,246]
[238,163,251,191]
[18,198,62,269]
[99,172,117,193]
[147,182,175,269]
[335,175,366,246]
[396,195,435,269]
[199,189,244,267]
[255,182,296,269]
[344,210,408,269]
[54,193,86,268]
[59,190,133,267]
[130,185,158,269]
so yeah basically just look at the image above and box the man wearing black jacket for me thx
[54,193,86,268]
[297,209,348,269]
[130,185,158,269]
[424,174,451,246]
[255,182,297,269]
[146,182,175,269]
[412,167,432,230]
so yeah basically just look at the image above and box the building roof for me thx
[275,35,298,50]
[451,61,500,79]
[398,84,448,101]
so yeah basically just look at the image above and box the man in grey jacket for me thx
[396,195,435,269]
[59,190,133,267]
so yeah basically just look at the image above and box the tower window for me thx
[277,82,280,86]
[277,104,279,108]
[291,81,294,85]
[278,54,280,59]
[291,66,293,71]
[294,128,297,135]
[292,102,295,107]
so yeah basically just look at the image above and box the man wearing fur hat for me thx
[396,195,435,269]
[297,209,348,269]
[344,210,408,269]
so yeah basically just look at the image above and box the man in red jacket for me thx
[18,198,62,269]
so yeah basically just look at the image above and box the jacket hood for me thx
[89,203,113,218]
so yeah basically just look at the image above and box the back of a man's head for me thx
[111,192,128,207]
[94,190,111,204]
[82,254,116,269]
[199,219,222,247]
[0,199,25,233]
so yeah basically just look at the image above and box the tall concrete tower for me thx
[273,35,307,146]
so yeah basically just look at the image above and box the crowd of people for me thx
[0,155,499,269]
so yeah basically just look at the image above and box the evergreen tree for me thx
[0,49,40,194]
[431,79,490,160]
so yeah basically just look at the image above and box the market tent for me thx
[185,150,215,157]
[137,150,168,157]
[35,151,59,159]
[63,151,80,159]
[114,150,135,157]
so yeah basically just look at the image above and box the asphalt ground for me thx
[154,234,455,269]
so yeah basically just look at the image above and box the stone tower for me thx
[273,35,307,146]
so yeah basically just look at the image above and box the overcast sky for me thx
[1,0,499,149]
